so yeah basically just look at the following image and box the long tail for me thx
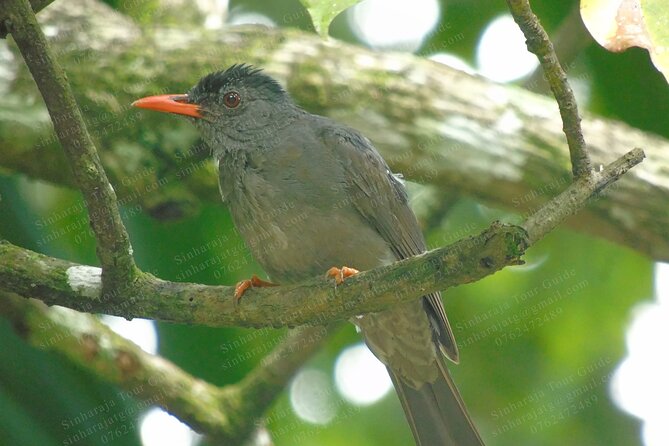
[388,360,484,446]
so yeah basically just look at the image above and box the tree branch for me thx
[523,149,643,244]
[2,0,666,259]
[523,3,592,93]
[0,146,644,328]
[2,0,136,290]
[0,222,527,327]
[0,0,54,37]
[507,0,592,179]
[0,292,335,444]
[505,0,643,245]
[221,323,342,442]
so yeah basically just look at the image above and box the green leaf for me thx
[299,0,363,37]
[581,0,669,84]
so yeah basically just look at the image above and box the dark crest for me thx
[190,64,286,98]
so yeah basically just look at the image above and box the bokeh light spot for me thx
[611,262,669,446]
[140,407,201,446]
[334,343,392,406]
[476,14,539,83]
[100,315,157,355]
[289,369,337,425]
[348,0,439,52]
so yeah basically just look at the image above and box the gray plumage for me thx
[188,64,484,445]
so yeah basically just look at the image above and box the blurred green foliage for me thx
[1,0,660,445]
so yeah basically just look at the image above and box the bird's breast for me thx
[223,164,393,283]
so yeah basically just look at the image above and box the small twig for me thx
[523,3,592,93]
[507,0,593,179]
[3,0,136,290]
[523,147,645,244]
[0,293,337,443]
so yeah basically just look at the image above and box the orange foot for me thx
[326,266,360,285]
[234,275,278,302]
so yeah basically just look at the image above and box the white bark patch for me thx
[66,266,102,299]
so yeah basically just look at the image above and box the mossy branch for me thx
[0,293,336,444]
[0,146,644,328]
[2,0,137,291]
[507,0,592,179]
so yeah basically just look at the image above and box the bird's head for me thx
[132,64,295,150]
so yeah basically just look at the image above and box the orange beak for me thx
[131,94,202,118]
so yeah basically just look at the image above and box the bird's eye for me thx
[223,91,241,108]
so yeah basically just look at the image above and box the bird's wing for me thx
[321,125,459,362]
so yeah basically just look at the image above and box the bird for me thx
[132,64,484,445]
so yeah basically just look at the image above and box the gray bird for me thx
[133,64,484,446]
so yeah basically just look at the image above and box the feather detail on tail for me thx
[388,360,484,446]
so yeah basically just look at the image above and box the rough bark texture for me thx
[0,0,667,259]
[0,222,530,327]
[3,0,137,291]
[507,0,592,178]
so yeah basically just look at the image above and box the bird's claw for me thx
[326,266,359,285]
[234,274,278,302]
